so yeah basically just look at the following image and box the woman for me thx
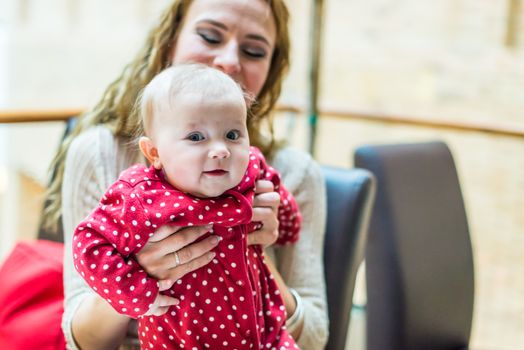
[42,0,328,349]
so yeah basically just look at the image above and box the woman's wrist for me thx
[264,254,304,338]
[285,288,305,335]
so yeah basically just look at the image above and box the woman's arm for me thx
[61,127,133,350]
[70,294,131,350]
[268,148,329,349]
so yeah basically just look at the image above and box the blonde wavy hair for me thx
[41,0,290,232]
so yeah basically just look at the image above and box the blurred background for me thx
[0,0,523,349]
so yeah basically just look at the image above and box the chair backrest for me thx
[354,141,474,350]
[38,117,78,243]
[321,166,376,350]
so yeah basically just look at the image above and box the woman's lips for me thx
[203,169,228,176]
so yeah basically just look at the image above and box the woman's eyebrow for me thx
[196,19,228,31]
[196,19,271,47]
[245,34,271,47]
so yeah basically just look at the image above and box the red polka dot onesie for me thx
[73,147,302,349]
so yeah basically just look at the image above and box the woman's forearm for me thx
[72,294,131,350]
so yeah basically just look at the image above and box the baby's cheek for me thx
[238,158,251,181]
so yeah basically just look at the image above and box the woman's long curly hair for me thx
[41,0,290,232]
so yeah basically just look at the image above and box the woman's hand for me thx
[136,224,219,289]
[248,180,280,247]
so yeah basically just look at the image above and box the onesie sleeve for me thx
[72,180,160,318]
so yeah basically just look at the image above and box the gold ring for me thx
[173,251,181,267]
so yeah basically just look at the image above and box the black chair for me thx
[321,166,376,350]
[38,117,78,243]
[354,141,474,350]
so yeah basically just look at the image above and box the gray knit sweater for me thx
[61,125,328,349]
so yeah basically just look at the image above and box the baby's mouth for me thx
[203,169,228,176]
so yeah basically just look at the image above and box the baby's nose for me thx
[208,143,231,159]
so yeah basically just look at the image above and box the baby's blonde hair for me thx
[139,64,248,137]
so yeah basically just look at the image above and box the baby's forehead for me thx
[173,89,242,103]
[169,90,245,111]
[154,91,247,124]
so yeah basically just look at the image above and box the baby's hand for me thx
[144,293,179,316]
[158,279,174,291]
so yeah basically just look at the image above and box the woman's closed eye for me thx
[241,44,267,59]
[186,132,205,142]
[197,28,221,44]
[197,28,267,60]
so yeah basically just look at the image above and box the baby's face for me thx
[151,92,250,198]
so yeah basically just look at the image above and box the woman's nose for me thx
[212,42,241,76]
[208,143,231,159]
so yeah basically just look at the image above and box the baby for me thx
[73,65,301,349]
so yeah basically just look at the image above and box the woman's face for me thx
[171,0,277,100]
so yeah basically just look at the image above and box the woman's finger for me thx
[253,191,280,213]
[158,279,173,291]
[247,227,278,247]
[249,206,279,247]
[136,225,215,280]
[172,235,220,266]
[143,236,219,280]
[165,251,216,283]
[156,225,213,256]
[255,180,274,194]
[156,294,179,308]
[148,224,182,243]
[145,295,179,316]
[249,182,280,247]
[252,207,279,229]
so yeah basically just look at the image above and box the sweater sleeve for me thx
[267,148,329,350]
[61,126,136,350]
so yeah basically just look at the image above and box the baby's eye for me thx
[226,130,240,140]
[187,132,205,142]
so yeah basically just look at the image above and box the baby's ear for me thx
[139,136,162,169]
